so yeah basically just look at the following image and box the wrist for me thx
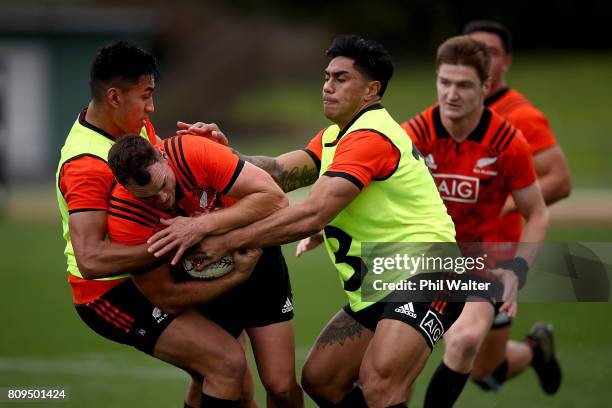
[497,257,528,289]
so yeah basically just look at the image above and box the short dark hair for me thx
[436,36,491,84]
[89,41,159,101]
[108,135,159,186]
[463,20,513,54]
[326,35,394,96]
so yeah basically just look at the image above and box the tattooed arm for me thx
[234,150,319,193]
[175,121,319,192]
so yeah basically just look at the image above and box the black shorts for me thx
[75,279,176,355]
[343,297,464,350]
[197,246,294,337]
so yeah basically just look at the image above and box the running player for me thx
[463,20,568,395]
[401,35,550,407]
[170,35,462,408]
[108,134,304,408]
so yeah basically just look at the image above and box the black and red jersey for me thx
[402,106,536,243]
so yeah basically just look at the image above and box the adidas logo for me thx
[395,302,417,318]
[282,298,294,313]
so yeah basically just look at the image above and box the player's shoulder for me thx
[491,88,547,120]
[482,108,527,155]
[60,155,113,183]
[401,105,436,144]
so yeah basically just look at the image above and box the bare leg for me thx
[238,332,260,408]
[301,309,373,404]
[153,308,246,400]
[360,319,430,407]
[471,325,511,381]
[247,321,303,407]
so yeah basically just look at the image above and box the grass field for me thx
[1,52,611,406]
[0,214,611,407]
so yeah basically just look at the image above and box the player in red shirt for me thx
[401,36,551,407]
[463,20,568,396]
[108,134,303,408]
[464,20,571,243]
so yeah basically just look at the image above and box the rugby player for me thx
[56,41,262,408]
[108,135,304,408]
[170,35,462,408]
[464,20,568,395]
[400,35,552,407]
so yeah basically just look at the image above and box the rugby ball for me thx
[182,253,234,279]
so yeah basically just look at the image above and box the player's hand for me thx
[231,248,262,283]
[147,216,208,265]
[176,121,229,146]
[192,234,232,271]
[490,268,519,318]
[296,231,324,257]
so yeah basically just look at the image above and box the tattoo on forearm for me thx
[239,153,318,192]
[315,311,366,348]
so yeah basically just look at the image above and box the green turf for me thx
[0,217,611,407]
[228,52,612,189]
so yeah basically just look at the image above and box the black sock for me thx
[200,393,240,408]
[424,362,469,408]
[387,403,408,407]
[336,385,368,408]
[310,385,368,408]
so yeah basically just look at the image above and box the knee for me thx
[262,375,298,402]
[360,363,393,403]
[301,360,343,403]
[301,361,324,398]
[446,331,482,362]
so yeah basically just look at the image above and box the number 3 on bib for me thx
[323,225,366,292]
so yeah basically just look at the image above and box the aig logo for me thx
[433,174,479,203]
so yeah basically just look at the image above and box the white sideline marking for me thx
[0,348,312,379]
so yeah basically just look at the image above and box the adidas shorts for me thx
[343,297,464,350]
[197,246,294,337]
[75,279,176,355]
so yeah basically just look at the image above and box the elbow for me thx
[75,256,96,280]
[559,175,572,200]
[304,207,329,235]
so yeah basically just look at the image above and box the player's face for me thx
[126,157,177,211]
[322,56,375,127]
[468,31,512,94]
[437,64,489,121]
[115,75,155,135]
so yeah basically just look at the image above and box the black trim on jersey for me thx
[164,138,196,191]
[407,120,423,143]
[484,87,510,106]
[303,149,321,172]
[57,153,109,194]
[323,171,364,190]
[491,122,513,152]
[108,203,159,226]
[221,159,245,195]
[78,109,116,142]
[413,115,427,143]
[110,195,160,223]
[68,208,106,214]
[417,113,432,142]
[499,128,517,152]
[432,106,492,143]
[324,103,384,147]
[348,128,401,181]
[107,210,155,228]
[176,136,198,187]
